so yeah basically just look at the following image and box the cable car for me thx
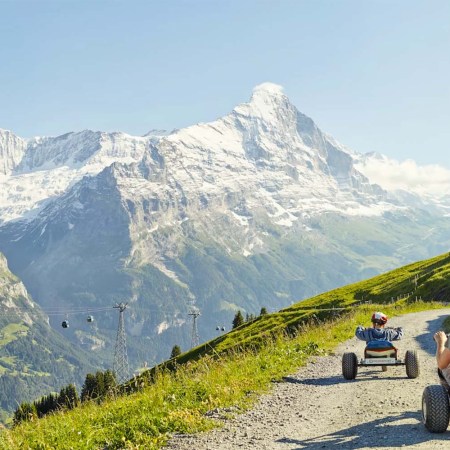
[86,315,94,323]
[62,320,69,329]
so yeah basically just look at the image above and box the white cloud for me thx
[356,157,450,197]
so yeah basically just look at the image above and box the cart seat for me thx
[364,340,397,358]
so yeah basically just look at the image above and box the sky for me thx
[1,0,450,170]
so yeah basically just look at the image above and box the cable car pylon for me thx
[113,302,129,384]
[188,309,200,348]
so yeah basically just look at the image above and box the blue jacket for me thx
[355,326,403,342]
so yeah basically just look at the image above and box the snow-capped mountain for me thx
[1,83,448,226]
[0,129,148,222]
[1,82,450,369]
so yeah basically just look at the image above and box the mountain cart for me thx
[342,340,419,380]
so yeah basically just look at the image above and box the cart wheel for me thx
[422,385,450,433]
[342,352,358,380]
[405,350,420,378]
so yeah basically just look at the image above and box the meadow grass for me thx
[0,300,446,450]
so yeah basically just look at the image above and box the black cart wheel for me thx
[342,352,358,380]
[405,350,420,379]
[422,385,450,433]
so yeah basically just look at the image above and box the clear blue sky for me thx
[1,0,450,168]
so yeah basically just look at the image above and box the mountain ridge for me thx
[1,83,449,225]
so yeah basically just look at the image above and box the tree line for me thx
[232,307,267,329]
[13,369,116,425]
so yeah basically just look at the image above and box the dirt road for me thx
[166,308,450,449]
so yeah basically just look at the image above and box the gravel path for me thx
[165,308,450,449]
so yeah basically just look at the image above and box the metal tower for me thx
[188,310,200,348]
[113,302,129,384]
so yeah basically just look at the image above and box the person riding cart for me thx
[342,311,417,380]
[355,311,403,342]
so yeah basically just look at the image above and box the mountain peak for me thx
[248,82,289,110]
[233,82,293,124]
[251,82,285,99]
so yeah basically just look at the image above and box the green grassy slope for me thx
[164,251,450,366]
[1,251,450,449]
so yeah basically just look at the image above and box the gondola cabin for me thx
[62,320,69,329]
[87,315,94,323]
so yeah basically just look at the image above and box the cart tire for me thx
[422,385,450,433]
[405,350,420,378]
[342,352,358,380]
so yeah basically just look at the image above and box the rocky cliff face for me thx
[0,129,27,175]
[0,252,99,421]
[0,83,449,371]
[0,253,37,324]
[16,130,148,172]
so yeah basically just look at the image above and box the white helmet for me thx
[371,311,388,325]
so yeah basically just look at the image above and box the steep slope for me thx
[0,252,100,422]
[158,250,450,366]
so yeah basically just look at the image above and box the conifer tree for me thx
[81,373,97,402]
[103,369,117,397]
[170,345,182,359]
[232,310,244,329]
[13,402,36,425]
[95,371,106,398]
[58,384,79,410]
[81,370,117,402]
[34,393,58,417]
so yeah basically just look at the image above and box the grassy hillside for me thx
[1,251,450,449]
[164,251,450,366]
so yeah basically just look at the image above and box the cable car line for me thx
[44,306,112,316]
[0,304,115,331]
